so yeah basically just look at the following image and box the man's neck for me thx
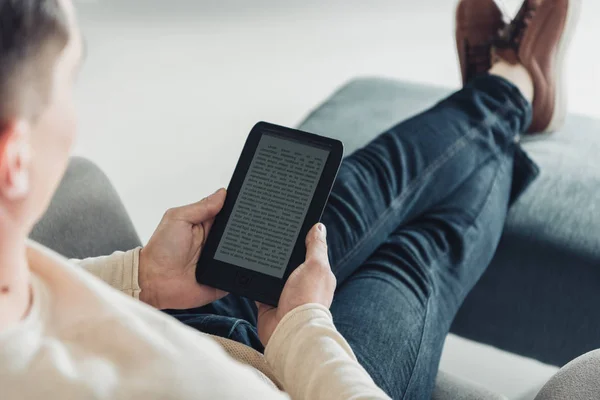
[0,222,31,332]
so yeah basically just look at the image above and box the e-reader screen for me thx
[213,133,330,279]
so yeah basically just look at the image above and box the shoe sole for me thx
[545,0,583,132]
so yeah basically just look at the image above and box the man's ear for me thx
[0,121,32,201]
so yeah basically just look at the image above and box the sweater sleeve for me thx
[264,304,391,400]
[71,248,142,299]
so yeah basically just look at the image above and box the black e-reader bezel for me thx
[196,121,344,307]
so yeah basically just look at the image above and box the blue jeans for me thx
[169,75,538,399]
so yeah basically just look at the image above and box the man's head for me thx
[0,0,82,234]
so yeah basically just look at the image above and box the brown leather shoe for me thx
[495,0,582,133]
[456,0,506,86]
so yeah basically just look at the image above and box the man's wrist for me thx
[138,248,160,308]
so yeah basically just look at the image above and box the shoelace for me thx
[495,1,539,50]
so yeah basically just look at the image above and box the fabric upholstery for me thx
[534,350,600,400]
[30,157,142,259]
[432,371,508,400]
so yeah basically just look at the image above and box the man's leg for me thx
[330,157,514,399]
[323,74,534,283]
[168,295,264,351]
[322,74,534,399]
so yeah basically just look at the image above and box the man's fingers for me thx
[167,188,226,224]
[305,223,329,264]
[196,217,215,247]
[201,217,216,242]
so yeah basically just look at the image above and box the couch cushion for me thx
[297,77,600,367]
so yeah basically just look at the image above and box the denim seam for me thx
[227,319,243,339]
[400,293,433,400]
[402,154,510,399]
[335,99,514,279]
[455,155,509,301]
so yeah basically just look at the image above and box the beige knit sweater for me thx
[0,242,390,400]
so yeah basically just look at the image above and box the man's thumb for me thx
[172,188,226,224]
[305,223,328,261]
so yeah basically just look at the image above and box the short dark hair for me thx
[0,0,69,123]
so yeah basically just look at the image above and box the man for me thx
[0,0,587,399]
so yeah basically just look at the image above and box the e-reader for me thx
[196,122,344,306]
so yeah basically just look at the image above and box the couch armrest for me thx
[533,350,600,400]
[30,157,142,259]
[433,371,508,400]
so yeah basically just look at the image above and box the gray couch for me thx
[30,78,600,399]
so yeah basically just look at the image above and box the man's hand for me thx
[257,223,336,346]
[139,189,228,310]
